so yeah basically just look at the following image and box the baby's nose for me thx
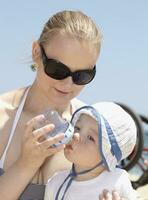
[72,132,80,144]
[68,132,80,145]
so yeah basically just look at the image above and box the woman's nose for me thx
[61,76,73,85]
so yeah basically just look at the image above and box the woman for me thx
[0,10,127,200]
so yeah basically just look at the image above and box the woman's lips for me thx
[55,88,70,95]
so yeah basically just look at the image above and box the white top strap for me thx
[0,87,30,168]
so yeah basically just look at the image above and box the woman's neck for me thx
[23,83,72,117]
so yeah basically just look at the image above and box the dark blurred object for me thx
[132,171,148,189]
[131,157,148,189]
[116,103,148,189]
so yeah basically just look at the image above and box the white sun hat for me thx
[71,102,137,171]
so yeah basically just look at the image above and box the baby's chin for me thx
[64,145,75,160]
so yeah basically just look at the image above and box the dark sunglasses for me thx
[40,45,96,85]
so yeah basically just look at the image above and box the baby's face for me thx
[64,114,102,168]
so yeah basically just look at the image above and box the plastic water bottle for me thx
[36,109,74,147]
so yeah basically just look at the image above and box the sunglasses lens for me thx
[72,67,96,85]
[44,60,70,80]
[41,45,96,85]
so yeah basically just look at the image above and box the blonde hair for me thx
[38,10,102,51]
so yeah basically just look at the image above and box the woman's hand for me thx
[99,190,127,200]
[0,114,65,200]
[18,114,65,170]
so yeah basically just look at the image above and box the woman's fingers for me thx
[21,114,66,165]
[39,132,65,149]
[25,114,60,142]
[47,143,65,155]
[33,123,55,140]
[24,114,45,139]
[32,133,65,159]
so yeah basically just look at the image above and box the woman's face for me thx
[64,114,101,168]
[33,34,99,106]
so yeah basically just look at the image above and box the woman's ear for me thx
[32,41,42,62]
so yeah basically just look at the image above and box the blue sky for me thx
[0,0,148,115]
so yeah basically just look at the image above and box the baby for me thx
[44,102,137,200]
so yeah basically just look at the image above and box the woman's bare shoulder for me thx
[0,87,27,110]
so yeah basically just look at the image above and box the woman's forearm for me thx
[0,159,39,200]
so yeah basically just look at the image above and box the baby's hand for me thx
[99,189,127,200]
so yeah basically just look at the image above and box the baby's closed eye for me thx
[87,135,95,142]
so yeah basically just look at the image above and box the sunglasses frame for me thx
[40,45,96,85]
